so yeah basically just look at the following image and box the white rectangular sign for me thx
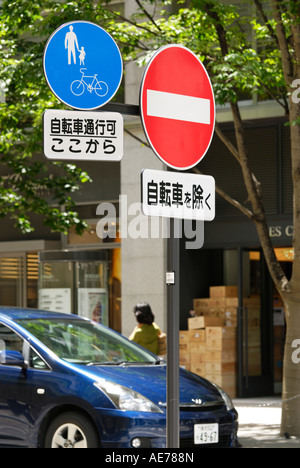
[141,169,215,221]
[147,89,210,124]
[43,109,123,161]
[38,288,71,314]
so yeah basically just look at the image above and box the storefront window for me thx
[38,262,74,314]
[38,251,114,328]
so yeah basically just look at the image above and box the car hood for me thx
[78,363,224,407]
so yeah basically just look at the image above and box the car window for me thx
[0,323,50,370]
[30,349,50,370]
[17,318,157,365]
[0,323,24,356]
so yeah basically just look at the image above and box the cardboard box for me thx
[225,297,239,307]
[190,363,206,377]
[209,286,238,298]
[193,298,211,309]
[205,373,237,397]
[206,327,237,351]
[205,349,236,363]
[190,342,206,353]
[179,331,190,344]
[203,307,226,318]
[190,351,206,363]
[224,309,237,327]
[179,343,190,354]
[188,316,224,330]
[206,326,236,341]
[179,353,190,365]
[205,362,236,374]
[189,329,206,342]
[206,338,236,351]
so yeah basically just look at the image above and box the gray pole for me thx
[166,217,180,448]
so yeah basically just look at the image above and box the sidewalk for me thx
[233,397,300,448]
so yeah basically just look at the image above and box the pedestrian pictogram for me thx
[43,21,123,110]
[140,45,215,170]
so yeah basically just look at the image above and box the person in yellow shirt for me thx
[129,302,161,355]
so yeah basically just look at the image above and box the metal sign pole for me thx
[166,217,180,448]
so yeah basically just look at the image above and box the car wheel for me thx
[44,412,100,448]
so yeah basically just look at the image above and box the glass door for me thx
[76,261,109,326]
[237,248,274,397]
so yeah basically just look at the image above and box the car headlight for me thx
[94,380,163,413]
[212,383,234,411]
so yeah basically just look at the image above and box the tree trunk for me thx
[281,295,300,437]
[281,102,300,437]
[268,0,300,436]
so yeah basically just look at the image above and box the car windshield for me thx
[17,317,158,366]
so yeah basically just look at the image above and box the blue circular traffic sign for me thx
[43,21,123,110]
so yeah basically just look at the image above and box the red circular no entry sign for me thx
[140,45,215,171]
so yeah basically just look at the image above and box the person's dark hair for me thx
[133,302,154,325]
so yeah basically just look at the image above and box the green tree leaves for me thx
[0,0,94,235]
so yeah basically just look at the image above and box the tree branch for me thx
[192,167,253,218]
[214,122,241,164]
[124,128,151,149]
[134,0,162,32]
[252,0,279,47]
[125,129,253,219]
[254,76,289,116]
[202,1,228,56]
[110,9,163,39]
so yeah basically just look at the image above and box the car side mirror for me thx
[0,350,28,369]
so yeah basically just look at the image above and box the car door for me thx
[0,322,32,447]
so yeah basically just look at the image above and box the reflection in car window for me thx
[17,318,157,365]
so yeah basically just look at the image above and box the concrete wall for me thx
[120,1,167,338]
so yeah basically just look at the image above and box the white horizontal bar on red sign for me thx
[147,89,210,124]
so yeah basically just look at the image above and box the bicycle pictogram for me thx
[71,68,108,97]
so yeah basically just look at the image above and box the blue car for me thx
[0,307,238,448]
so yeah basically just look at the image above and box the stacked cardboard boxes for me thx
[187,316,223,377]
[179,329,206,377]
[179,323,237,397]
[179,286,238,398]
[180,286,263,397]
[193,286,239,326]
[205,326,237,397]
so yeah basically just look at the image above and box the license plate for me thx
[194,423,219,445]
